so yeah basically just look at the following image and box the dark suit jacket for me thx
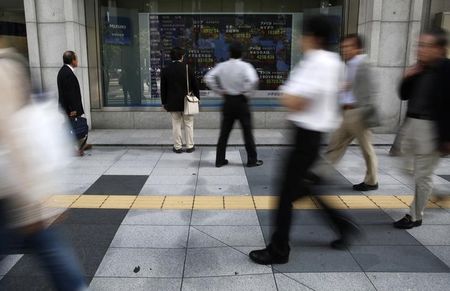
[160,61,199,112]
[399,58,450,145]
[57,65,84,116]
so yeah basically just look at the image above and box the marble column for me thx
[24,0,91,126]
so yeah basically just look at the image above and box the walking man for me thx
[160,47,199,153]
[325,34,380,191]
[394,29,450,229]
[204,42,263,168]
[57,51,91,156]
[249,16,359,265]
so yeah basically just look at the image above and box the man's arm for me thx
[203,65,224,94]
[160,69,167,107]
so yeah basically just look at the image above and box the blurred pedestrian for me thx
[160,47,200,153]
[57,51,91,156]
[325,34,380,191]
[249,15,360,265]
[394,29,450,229]
[204,42,263,168]
[0,38,87,291]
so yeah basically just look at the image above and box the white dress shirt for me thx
[339,54,366,105]
[204,58,259,96]
[65,64,75,72]
[280,49,343,133]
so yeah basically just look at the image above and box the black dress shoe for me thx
[215,159,229,168]
[330,239,348,250]
[331,216,362,250]
[247,160,264,167]
[353,182,378,191]
[249,247,289,265]
[172,147,184,154]
[393,214,422,229]
[186,146,195,153]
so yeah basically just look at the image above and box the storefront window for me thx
[0,2,28,57]
[99,0,343,108]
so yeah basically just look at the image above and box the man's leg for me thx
[171,112,183,150]
[183,114,195,149]
[325,111,353,164]
[216,102,235,165]
[410,152,440,221]
[237,101,258,164]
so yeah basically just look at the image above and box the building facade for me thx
[1,0,450,132]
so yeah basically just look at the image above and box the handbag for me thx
[184,64,199,115]
[70,116,89,139]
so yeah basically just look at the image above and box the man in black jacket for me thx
[160,47,200,153]
[394,29,450,229]
[57,51,91,156]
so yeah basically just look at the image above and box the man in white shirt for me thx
[325,34,379,191]
[204,42,263,168]
[250,16,360,265]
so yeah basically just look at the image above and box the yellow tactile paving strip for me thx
[42,194,450,210]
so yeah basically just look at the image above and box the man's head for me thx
[170,47,185,61]
[63,51,78,68]
[341,34,364,61]
[229,42,243,59]
[417,28,448,65]
[301,15,334,52]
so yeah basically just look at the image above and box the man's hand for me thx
[69,111,77,117]
[280,94,311,112]
[404,64,423,78]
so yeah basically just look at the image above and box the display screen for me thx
[149,14,293,99]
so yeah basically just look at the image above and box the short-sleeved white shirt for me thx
[280,49,343,132]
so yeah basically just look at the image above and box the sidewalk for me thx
[89,129,396,146]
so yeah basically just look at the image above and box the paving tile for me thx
[188,227,227,248]
[198,166,246,176]
[383,208,450,225]
[110,225,189,248]
[191,210,259,226]
[261,225,338,247]
[0,275,55,291]
[257,210,327,226]
[275,272,376,291]
[197,176,249,186]
[145,175,197,185]
[183,247,271,277]
[95,248,185,278]
[122,210,191,225]
[84,175,148,195]
[58,224,123,249]
[89,277,181,291]
[353,225,420,246]
[105,166,154,176]
[182,274,277,291]
[426,246,450,267]
[190,226,265,247]
[151,167,198,176]
[155,160,199,168]
[367,273,450,291]
[63,209,129,225]
[349,246,450,272]
[407,225,450,246]
[273,247,362,273]
[195,185,251,195]
[343,209,395,225]
[249,184,278,195]
[0,255,22,276]
[140,184,196,195]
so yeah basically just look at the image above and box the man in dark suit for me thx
[57,51,91,156]
[160,47,200,153]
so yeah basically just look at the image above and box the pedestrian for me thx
[0,38,87,291]
[249,15,360,265]
[57,51,91,156]
[160,47,199,153]
[394,29,450,229]
[204,42,263,168]
[325,34,380,191]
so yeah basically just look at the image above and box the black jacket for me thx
[57,65,84,116]
[160,61,199,112]
[399,58,450,144]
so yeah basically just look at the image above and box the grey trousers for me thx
[402,118,440,221]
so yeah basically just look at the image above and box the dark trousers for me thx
[216,95,257,164]
[270,126,349,254]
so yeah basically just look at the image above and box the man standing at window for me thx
[57,51,91,156]
[204,42,263,168]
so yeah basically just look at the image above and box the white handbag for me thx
[184,64,199,115]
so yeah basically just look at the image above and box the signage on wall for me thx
[104,16,132,45]
[149,14,293,99]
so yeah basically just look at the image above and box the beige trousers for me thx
[402,118,440,221]
[170,112,194,150]
[326,108,378,185]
